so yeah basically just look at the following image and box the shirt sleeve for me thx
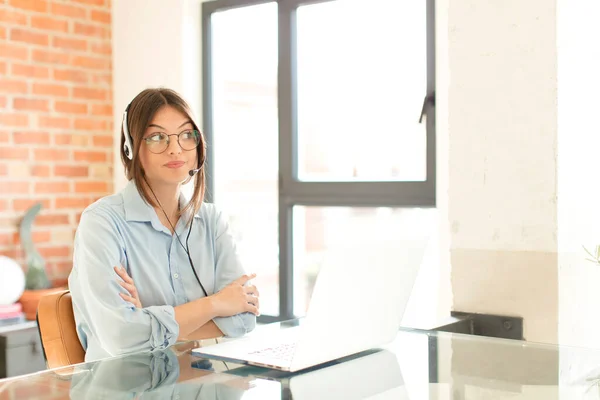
[69,208,180,357]
[210,208,257,338]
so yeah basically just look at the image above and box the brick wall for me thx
[0,0,113,283]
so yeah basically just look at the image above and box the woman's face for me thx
[139,105,199,187]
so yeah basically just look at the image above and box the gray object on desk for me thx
[0,321,46,378]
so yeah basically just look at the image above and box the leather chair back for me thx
[37,290,85,369]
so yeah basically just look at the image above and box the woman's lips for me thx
[164,161,185,169]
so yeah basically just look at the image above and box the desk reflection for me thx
[66,344,407,399]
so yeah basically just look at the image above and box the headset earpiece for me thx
[122,103,133,160]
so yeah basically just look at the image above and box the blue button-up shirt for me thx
[68,180,256,362]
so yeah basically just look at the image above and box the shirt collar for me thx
[122,180,154,223]
[122,180,201,224]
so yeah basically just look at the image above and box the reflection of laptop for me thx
[228,349,409,399]
[193,235,428,373]
[287,349,409,400]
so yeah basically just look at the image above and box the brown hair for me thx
[119,88,206,221]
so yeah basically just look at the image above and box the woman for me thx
[68,88,259,362]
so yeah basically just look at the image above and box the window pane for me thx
[211,3,279,316]
[292,206,437,327]
[297,0,427,182]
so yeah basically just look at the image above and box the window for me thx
[203,0,435,322]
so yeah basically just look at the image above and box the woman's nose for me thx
[167,135,183,154]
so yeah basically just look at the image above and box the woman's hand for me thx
[210,274,260,317]
[114,266,142,308]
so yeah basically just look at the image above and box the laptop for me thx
[192,234,429,373]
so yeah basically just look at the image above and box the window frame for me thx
[202,0,436,322]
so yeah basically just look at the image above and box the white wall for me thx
[436,0,452,326]
[112,0,202,191]
[557,0,600,390]
[446,0,559,343]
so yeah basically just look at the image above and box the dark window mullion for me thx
[278,0,297,321]
[426,0,436,206]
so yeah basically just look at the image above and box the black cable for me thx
[145,177,209,298]
[184,217,208,297]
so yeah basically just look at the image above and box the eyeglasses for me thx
[143,130,201,154]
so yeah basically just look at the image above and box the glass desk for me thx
[1,319,600,399]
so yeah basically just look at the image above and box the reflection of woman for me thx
[68,88,259,362]
[68,346,251,400]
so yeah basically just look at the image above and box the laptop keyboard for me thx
[248,342,297,362]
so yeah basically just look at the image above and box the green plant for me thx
[583,245,600,265]
[19,203,51,290]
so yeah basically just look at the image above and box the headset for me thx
[121,101,208,297]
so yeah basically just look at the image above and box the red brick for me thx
[0,232,13,246]
[36,213,70,226]
[13,198,51,211]
[72,87,106,101]
[39,246,70,258]
[71,55,109,70]
[32,49,71,65]
[91,72,112,86]
[91,103,112,116]
[13,98,50,112]
[0,199,8,211]
[33,148,69,161]
[53,133,72,145]
[74,22,107,38]
[50,2,86,19]
[54,165,88,177]
[0,42,29,60]
[31,16,70,33]
[91,10,110,24]
[53,263,73,277]
[52,36,87,51]
[32,164,51,177]
[75,181,107,193]
[0,113,28,127]
[0,248,20,259]
[0,78,27,93]
[10,28,49,46]
[32,82,69,97]
[34,181,70,194]
[13,131,50,144]
[0,146,28,159]
[0,132,9,143]
[55,197,91,209]
[74,118,106,131]
[54,101,88,114]
[71,0,104,5]
[33,231,52,243]
[74,150,106,162]
[89,41,111,56]
[92,135,112,147]
[0,8,28,25]
[11,63,50,79]
[9,0,48,12]
[38,115,71,129]
[0,95,6,108]
[53,68,88,83]
[0,62,6,75]
[4,181,29,194]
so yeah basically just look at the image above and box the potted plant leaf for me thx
[583,245,600,266]
[18,203,64,320]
